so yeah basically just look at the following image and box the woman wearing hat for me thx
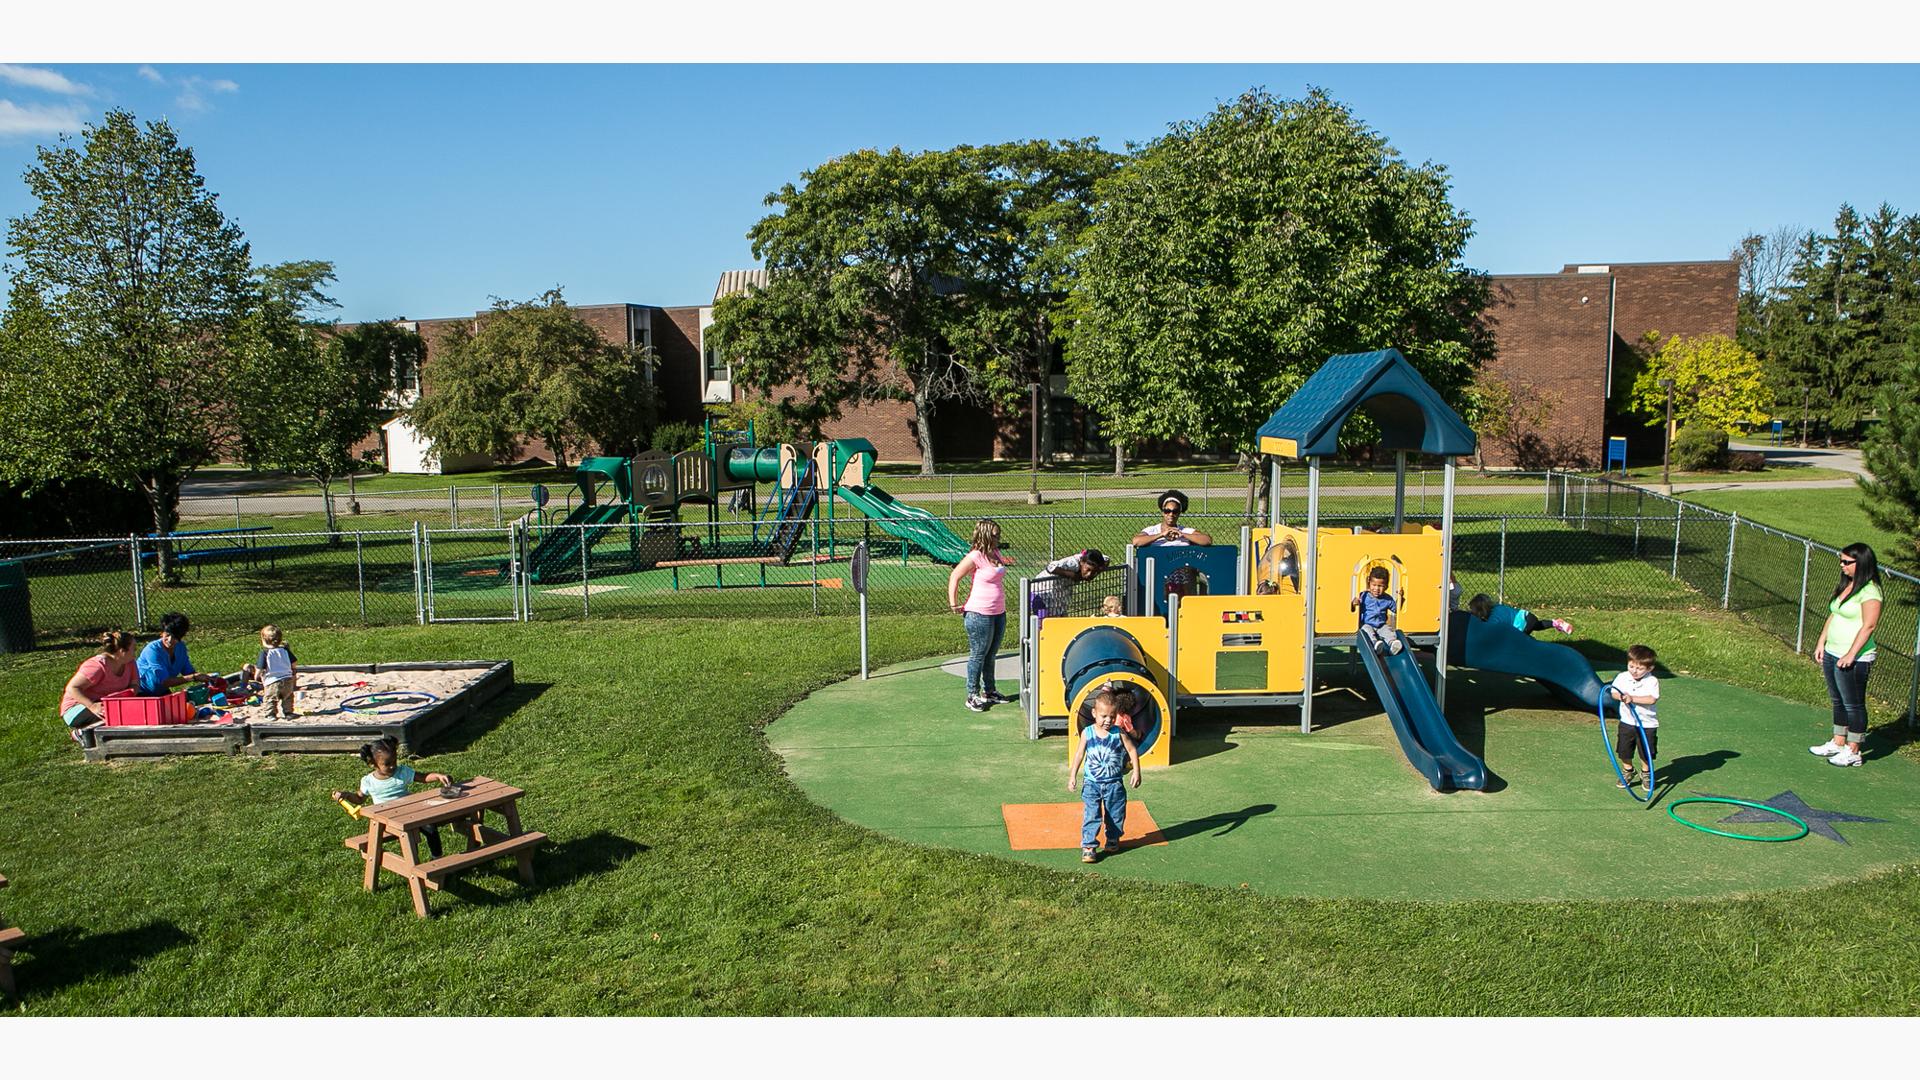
[1131,489,1212,548]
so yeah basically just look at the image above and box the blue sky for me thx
[2,63,1918,322]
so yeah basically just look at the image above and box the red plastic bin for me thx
[102,689,194,726]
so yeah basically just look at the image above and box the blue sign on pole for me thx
[1770,418,1785,445]
[1605,436,1628,474]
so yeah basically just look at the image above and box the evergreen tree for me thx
[1858,323,1920,567]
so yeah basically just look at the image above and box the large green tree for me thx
[1063,89,1491,506]
[407,289,656,469]
[0,110,254,574]
[1858,323,1920,567]
[1626,332,1772,438]
[708,145,1050,475]
[237,262,414,536]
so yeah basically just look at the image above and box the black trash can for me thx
[0,559,34,653]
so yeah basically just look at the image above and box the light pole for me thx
[1660,378,1676,491]
[1800,385,1811,449]
[1027,382,1043,506]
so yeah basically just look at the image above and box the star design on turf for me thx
[1693,789,1887,845]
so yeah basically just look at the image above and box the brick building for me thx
[359,258,1734,473]
[1477,259,1738,467]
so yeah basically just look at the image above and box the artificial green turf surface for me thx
[772,655,1920,900]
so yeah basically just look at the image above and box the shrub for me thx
[1726,450,1766,472]
[1671,426,1730,471]
[648,421,702,454]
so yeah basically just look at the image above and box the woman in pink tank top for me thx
[947,519,1017,712]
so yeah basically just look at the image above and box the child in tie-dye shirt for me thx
[1067,685,1142,863]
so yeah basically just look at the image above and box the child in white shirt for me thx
[1608,644,1661,787]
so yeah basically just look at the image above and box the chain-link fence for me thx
[1544,471,1920,726]
[8,489,1917,726]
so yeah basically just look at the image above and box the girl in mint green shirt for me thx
[1810,543,1883,767]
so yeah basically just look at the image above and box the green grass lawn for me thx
[2,599,1918,1015]
[1607,463,1855,485]
[1683,486,1919,569]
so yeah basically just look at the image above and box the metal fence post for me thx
[355,532,367,623]
[1201,470,1208,513]
[1908,617,1920,730]
[450,485,460,530]
[1081,473,1088,512]
[494,486,503,528]
[947,476,954,518]
[234,495,242,529]
[1048,516,1056,561]
[1722,512,1737,609]
[411,522,425,625]
[580,524,591,619]
[129,534,147,628]
[1794,540,1811,653]
[811,515,820,616]
[1671,501,1683,579]
[1580,480,1588,530]
[1497,516,1507,603]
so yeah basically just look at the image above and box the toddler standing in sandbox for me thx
[256,624,300,719]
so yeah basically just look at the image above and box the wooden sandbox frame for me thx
[78,660,515,762]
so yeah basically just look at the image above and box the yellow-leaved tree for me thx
[1628,332,1773,438]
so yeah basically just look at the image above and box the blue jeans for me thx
[1822,653,1874,739]
[963,611,1005,697]
[1081,776,1127,848]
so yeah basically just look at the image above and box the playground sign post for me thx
[852,541,870,679]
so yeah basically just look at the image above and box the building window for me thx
[393,350,419,393]
[704,342,732,385]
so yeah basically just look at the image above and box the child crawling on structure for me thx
[1466,593,1573,636]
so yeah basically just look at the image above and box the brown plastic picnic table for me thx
[0,872,23,996]
[344,776,546,918]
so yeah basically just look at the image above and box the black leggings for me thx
[1519,613,1558,635]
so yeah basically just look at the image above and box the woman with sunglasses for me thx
[1810,543,1883,767]
[1130,489,1213,548]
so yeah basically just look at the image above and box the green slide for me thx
[835,483,973,565]
[529,502,629,582]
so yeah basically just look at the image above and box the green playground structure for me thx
[523,421,973,586]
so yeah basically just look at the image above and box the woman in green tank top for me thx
[1810,543,1883,767]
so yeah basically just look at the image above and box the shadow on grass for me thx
[1645,750,1740,808]
[7,919,193,998]
[432,682,552,753]
[440,831,649,909]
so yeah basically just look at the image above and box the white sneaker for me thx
[1387,636,1404,655]
[1809,742,1843,757]
[1829,747,1863,767]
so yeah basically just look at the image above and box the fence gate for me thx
[421,527,523,623]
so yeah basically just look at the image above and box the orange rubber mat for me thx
[1000,801,1168,851]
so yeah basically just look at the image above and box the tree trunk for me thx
[1240,451,1263,522]
[318,475,340,542]
[913,386,938,477]
[141,473,182,586]
[1035,318,1056,462]
[1113,441,1125,477]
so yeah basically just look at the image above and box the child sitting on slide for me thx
[1352,566,1403,655]
[1467,594,1573,636]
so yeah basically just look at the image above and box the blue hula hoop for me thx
[1596,693,1656,803]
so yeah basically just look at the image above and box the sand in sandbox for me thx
[219,668,490,726]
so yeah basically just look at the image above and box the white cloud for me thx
[137,64,164,83]
[0,64,92,97]
[172,74,241,112]
[0,98,87,137]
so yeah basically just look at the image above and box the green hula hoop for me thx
[1665,797,1809,842]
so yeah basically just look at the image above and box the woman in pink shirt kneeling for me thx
[59,630,140,741]
[948,518,1017,713]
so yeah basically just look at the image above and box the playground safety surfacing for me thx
[769,658,1920,901]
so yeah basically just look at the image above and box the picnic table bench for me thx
[142,526,295,576]
[343,776,545,918]
[0,872,23,996]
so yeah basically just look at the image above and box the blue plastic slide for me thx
[1446,606,1619,715]
[1356,630,1489,792]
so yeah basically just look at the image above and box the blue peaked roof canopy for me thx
[1256,349,1476,459]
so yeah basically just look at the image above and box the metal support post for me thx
[811,516,820,616]
[234,496,242,529]
[1301,457,1321,734]
[1048,516,1056,561]
[1166,591,1180,741]
[411,522,425,625]
[449,485,459,529]
[1722,513,1737,609]
[129,534,148,628]
[947,476,954,518]
[1392,451,1406,532]
[1794,541,1811,653]
[1082,473,1088,513]
[1671,501,1683,578]
[580,525,590,618]
[355,533,367,623]
[495,486,504,528]
[1436,461,1457,709]
[1268,458,1280,535]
